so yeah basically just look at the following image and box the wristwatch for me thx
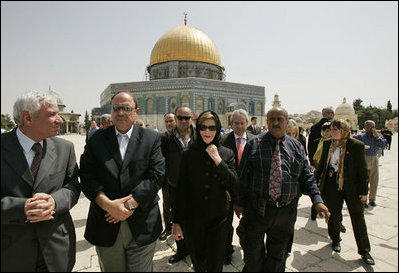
[126,199,136,211]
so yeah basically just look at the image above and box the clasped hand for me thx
[24,193,56,223]
[104,195,135,224]
[206,144,222,166]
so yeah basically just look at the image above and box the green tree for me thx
[387,100,392,112]
[84,110,90,131]
[353,99,364,112]
[1,114,16,130]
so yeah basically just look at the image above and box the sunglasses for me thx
[199,125,217,131]
[112,106,134,112]
[177,116,191,121]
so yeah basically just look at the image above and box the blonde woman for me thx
[315,119,374,265]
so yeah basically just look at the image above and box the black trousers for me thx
[161,183,173,230]
[322,174,371,255]
[185,217,228,272]
[238,199,298,272]
[225,200,235,257]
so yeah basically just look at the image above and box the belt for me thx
[250,193,294,217]
[265,199,292,208]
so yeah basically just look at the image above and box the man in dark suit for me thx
[79,91,165,271]
[307,107,334,167]
[221,109,253,265]
[1,91,81,271]
[247,116,261,135]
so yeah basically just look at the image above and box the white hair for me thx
[13,91,58,126]
[230,109,250,123]
[364,120,375,127]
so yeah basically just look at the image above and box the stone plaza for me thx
[62,133,398,272]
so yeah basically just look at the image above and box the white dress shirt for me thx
[115,126,134,160]
[16,127,43,168]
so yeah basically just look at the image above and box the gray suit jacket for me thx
[1,129,81,272]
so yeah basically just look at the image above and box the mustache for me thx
[272,126,281,129]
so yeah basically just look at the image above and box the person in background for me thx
[286,120,299,139]
[191,112,201,129]
[298,126,307,156]
[235,107,330,272]
[354,120,386,208]
[315,119,375,265]
[164,112,176,132]
[79,91,165,271]
[160,106,195,263]
[308,107,334,167]
[86,120,99,141]
[380,127,393,150]
[135,119,144,127]
[99,114,113,129]
[172,110,238,272]
[1,91,81,271]
[247,116,261,135]
[221,109,253,265]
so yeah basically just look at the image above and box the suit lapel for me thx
[3,129,34,187]
[32,138,56,192]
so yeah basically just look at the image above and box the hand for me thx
[172,223,184,241]
[24,193,56,223]
[233,205,244,219]
[359,195,367,202]
[206,144,222,166]
[365,145,370,150]
[104,195,134,223]
[314,203,330,224]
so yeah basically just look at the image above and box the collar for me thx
[115,125,134,139]
[234,132,247,140]
[16,127,44,153]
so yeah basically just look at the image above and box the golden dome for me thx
[149,25,222,67]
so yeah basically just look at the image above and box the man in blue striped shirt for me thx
[355,120,386,207]
[234,107,330,272]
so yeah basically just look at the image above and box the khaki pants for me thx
[365,155,379,202]
[96,221,156,272]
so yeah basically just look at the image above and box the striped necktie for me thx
[269,140,282,200]
[31,143,43,180]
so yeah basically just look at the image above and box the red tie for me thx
[237,137,244,166]
[269,140,282,200]
[31,143,43,181]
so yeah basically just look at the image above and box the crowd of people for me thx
[2,90,392,272]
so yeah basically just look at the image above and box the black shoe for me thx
[158,228,171,241]
[224,255,232,265]
[364,203,369,208]
[332,241,341,252]
[369,201,376,207]
[168,252,188,264]
[340,224,346,233]
[362,252,375,265]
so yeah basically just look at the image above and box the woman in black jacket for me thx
[172,111,238,272]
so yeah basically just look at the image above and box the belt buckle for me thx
[275,201,282,207]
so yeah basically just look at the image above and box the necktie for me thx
[31,143,43,180]
[237,137,244,166]
[269,140,282,200]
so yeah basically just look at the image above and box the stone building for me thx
[94,20,265,131]
[334,97,358,130]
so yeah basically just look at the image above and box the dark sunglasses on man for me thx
[199,125,217,131]
[112,106,134,112]
[176,116,191,121]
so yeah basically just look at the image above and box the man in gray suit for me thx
[1,91,81,271]
[79,91,165,272]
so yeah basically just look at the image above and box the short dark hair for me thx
[164,112,174,118]
[251,116,257,121]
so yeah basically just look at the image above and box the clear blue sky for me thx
[2,1,398,122]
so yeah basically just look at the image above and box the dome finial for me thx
[184,12,187,26]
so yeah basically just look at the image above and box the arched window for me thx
[146,98,154,114]
[256,101,263,115]
[169,97,177,113]
[157,97,166,114]
[249,102,255,115]
[182,95,190,107]
[196,96,204,112]
[208,98,215,111]
[217,98,225,114]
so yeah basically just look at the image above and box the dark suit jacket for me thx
[315,138,369,197]
[247,124,261,135]
[221,131,254,170]
[79,125,165,247]
[1,129,81,272]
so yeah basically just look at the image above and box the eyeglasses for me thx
[199,125,217,131]
[176,116,191,121]
[112,106,134,112]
